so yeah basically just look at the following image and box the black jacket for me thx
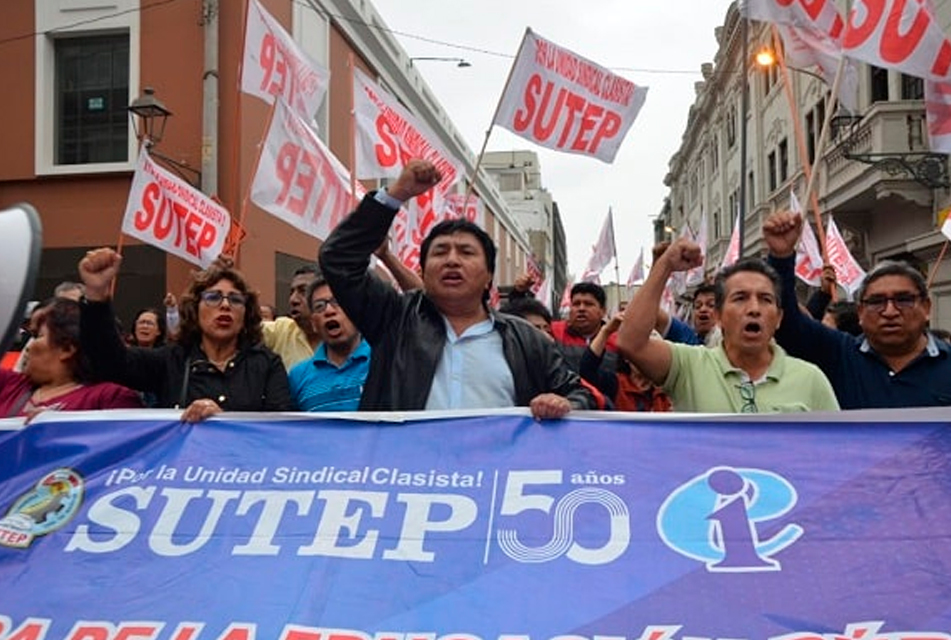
[80,300,294,411]
[319,193,595,411]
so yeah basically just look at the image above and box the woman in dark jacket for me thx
[78,249,294,421]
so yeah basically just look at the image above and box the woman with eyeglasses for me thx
[129,308,166,348]
[77,248,294,421]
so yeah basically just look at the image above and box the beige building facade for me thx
[660,2,951,329]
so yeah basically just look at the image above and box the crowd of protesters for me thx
[3,159,950,421]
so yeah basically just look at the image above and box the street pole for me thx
[737,12,749,259]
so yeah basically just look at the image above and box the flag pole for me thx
[771,25,829,259]
[928,239,950,288]
[232,100,277,265]
[464,27,532,209]
[800,57,844,223]
[610,207,622,310]
[349,52,358,208]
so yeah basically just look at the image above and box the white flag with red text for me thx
[353,68,464,271]
[494,29,648,163]
[443,193,486,229]
[826,216,866,295]
[250,99,353,241]
[241,0,330,121]
[777,23,859,112]
[842,0,951,83]
[926,80,951,153]
[626,247,645,288]
[121,149,230,268]
[581,209,616,282]
[526,254,545,295]
[719,214,741,271]
[742,0,844,37]
[685,208,708,287]
[791,190,825,286]
[558,277,574,316]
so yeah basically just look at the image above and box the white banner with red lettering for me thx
[778,23,859,112]
[526,254,545,295]
[719,214,741,271]
[353,67,465,271]
[241,0,330,122]
[743,0,844,38]
[443,193,485,229]
[842,0,951,83]
[826,216,866,295]
[791,191,825,286]
[926,80,951,153]
[494,29,648,163]
[250,99,353,241]
[121,150,231,268]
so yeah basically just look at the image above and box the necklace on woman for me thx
[32,382,82,404]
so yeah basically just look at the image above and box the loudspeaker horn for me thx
[0,204,42,357]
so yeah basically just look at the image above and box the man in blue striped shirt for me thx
[288,278,370,412]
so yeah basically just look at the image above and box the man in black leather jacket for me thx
[319,159,594,418]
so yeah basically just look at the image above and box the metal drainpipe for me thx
[201,0,219,196]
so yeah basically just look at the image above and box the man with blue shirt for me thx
[288,278,370,411]
[318,159,594,419]
[763,210,951,409]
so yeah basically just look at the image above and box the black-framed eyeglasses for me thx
[200,290,247,308]
[736,381,758,414]
[859,293,922,313]
[311,297,340,314]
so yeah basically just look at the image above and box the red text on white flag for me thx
[494,30,648,163]
[122,150,230,268]
[241,0,330,121]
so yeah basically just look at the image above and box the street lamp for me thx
[410,56,472,68]
[128,87,171,145]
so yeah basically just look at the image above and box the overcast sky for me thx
[369,0,735,283]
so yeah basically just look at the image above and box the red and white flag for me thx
[791,191,825,286]
[353,68,465,271]
[250,99,353,241]
[121,149,230,268]
[536,275,553,312]
[743,0,844,37]
[581,208,616,282]
[685,208,708,287]
[526,254,545,295]
[826,216,866,295]
[842,0,951,83]
[443,193,485,229]
[494,29,648,163]
[926,80,951,153]
[777,23,859,112]
[558,277,574,317]
[626,247,645,288]
[719,214,741,271]
[240,0,330,121]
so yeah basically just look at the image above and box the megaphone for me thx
[0,204,42,357]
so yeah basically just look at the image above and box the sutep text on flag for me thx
[250,99,353,241]
[121,149,231,268]
[240,0,330,121]
[494,29,648,163]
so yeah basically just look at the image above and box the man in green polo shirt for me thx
[616,237,838,413]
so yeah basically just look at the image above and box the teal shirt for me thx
[664,342,839,413]
[288,339,371,412]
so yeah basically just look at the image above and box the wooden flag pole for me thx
[771,25,829,258]
[232,100,277,265]
[464,28,531,209]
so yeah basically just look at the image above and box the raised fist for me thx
[78,248,122,301]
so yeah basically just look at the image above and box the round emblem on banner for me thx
[0,468,84,549]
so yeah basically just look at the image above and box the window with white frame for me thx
[36,0,140,175]
[54,34,130,165]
